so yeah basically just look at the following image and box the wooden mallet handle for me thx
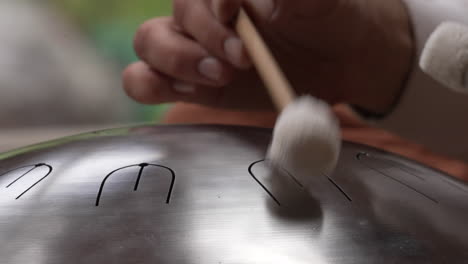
[235,8,296,111]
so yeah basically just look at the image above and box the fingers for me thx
[134,17,235,87]
[127,1,264,108]
[243,0,276,22]
[173,0,250,68]
[123,61,176,105]
[123,61,222,106]
[211,0,242,23]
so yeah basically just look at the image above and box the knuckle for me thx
[201,26,227,56]
[173,0,227,58]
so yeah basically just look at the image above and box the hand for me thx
[123,0,413,113]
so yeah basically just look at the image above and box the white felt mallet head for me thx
[267,96,341,187]
[420,21,468,93]
[236,9,342,194]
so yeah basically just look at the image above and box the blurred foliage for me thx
[49,0,172,122]
[49,0,171,27]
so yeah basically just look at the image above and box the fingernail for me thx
[224,37,250,69]
[173,82,196,94]
[249,0,275,20]
[198,57,223,82]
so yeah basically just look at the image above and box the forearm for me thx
[346,0,414,114]
[363,0,468,161]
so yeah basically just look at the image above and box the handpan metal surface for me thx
[0,125,467,263]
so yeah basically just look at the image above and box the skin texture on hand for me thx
[123,0,414,113]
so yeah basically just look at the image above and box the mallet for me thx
[235,8,341,188]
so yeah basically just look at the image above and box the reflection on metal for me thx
[375,167,438,204]
[95,163,175,206]
[359,152,426,181]
[1,163,52,199]
[0,125,467,263]
[442,178,468,194]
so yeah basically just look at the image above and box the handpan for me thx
[0,125,467,263]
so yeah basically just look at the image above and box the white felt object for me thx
[267,96,341,188]
[420,21,468,93]
[368,0,468,161]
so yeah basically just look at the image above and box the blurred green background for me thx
[0,0,176,151]
[50,0,173,122]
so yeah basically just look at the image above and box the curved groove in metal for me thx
[281,168,304,188]
[327,177,352,202]
[361,162,438,204]
[95,163,176,206]
[263,159,304,188]
[1,165,36,177]
[358,153,426,181]
[248,159,281,206]
[95,165,141,206]
[145,164,176,204]
[6,166,37,188]
[15,164,53,200]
